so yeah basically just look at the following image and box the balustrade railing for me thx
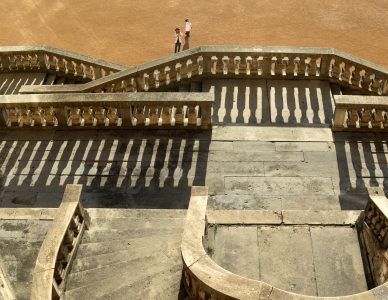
[0,92,213,129]
[19,46,388,96]
[332,95,388,131]
[358,188,388,287]
[30,184,89,300]
[0,46,125,81]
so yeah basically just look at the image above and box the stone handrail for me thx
[0,92,213,129]
[182,186,388,299]
[30,184,89,300]
[20,46,388,96]
[359,187,388,287]
[0,258,16,300]
[332,95,388,131]
[0,45,126,82]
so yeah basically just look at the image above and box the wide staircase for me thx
[64,208,187,299]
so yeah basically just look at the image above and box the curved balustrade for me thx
[19,46,388,97]
[0,46,125,82]
[182,186,388,299]
[0,92,213,129]
[30,184,89,300]
[332,95,388,131]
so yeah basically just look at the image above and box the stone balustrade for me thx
[182,186,388,299]
[0,92,213,129]
[358,188,388,287]
[332,95,388,131]
[30,184,89,300]
[19,46,388,96]
[0,46,125,81]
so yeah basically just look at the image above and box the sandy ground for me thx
[1,0,387,68]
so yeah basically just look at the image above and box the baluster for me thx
[338,62,345,81]
[31,108,44,126]
[131,78,137,92]
[293,57,300,76]
[82,107,96,126]
[281,57,289,76]
[94,107,106,125]
[71,61,78,77]
[0,56,3,71]
[42,107,58,126]
[120,80,127,92]
[347,108,360,128]
[8,55,16,70]
[186,59,192,78]
[173,104,184,126]
[100,68,107,78]
[304,57,311,76]
[153,70,160,88]
[222,56,229,75]
[5,108,19,127]
[329,58,335,77]
[161,104,171,125]
[29,54,40,69]
[22,55,30,69]
[175,63,182,82]
[270,57,277,75]
[197,56,203,75]
[348,66,355,85]
[372,109,384,128]
[369,74,376,92]
[148,106,159,126]
[245,56,252,75]
[187,104,197,126]
[106,107,122,126]
[378,79,384,95]
[359,108,372,128]
[315,57,321,76]
[257,56,264,75]
[211,56,218,74]
[90,66,96,80]
[234,56,241,75]
[359,70,366,88]
[52,56,59,71]
[143,73,149,91]
[67,107,83,126]
[164,66,171,85]
[19,108,33,127]
[15,55,23,69]
[133,105,145,126]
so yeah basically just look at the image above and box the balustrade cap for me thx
[0,45,127,71]
[334,95,388,108]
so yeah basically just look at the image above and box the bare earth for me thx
[1,0,388,68]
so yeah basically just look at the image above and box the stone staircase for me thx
[64,208,187,299]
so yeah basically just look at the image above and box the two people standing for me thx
[174,18,192,53]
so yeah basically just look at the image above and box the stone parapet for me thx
[332,95,388,131]
[0,92,213,129]
[30,184,89,300]
[0,45,126,82]
[19,46,388,96]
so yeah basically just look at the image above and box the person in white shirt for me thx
[174,27,183,53]
[185,18,192,37]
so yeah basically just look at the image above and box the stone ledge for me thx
[0,208,57,220]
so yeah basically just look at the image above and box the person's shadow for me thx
[183,36,190,50]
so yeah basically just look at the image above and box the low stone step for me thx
[82,226,182,243]
[71,239,180,273]
[65,253,181,298]
[86,208,187,220]
[94,263,183,300]
[76,232,182,257]
[89,216,185,231]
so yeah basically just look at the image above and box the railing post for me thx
[332,106,347,130]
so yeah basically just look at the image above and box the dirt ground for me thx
[1,0,388,68]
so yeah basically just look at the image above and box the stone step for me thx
[71,239,181,273]
[65,251,181,297]
[76,232,182,257]
[86,208,187,219]
[89,216,185,231]
[94,263,184,300]
[82,226,183,243]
